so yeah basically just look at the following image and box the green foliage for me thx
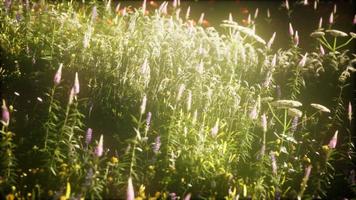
[0,0,355,199]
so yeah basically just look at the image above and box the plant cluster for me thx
[0,0,355,199]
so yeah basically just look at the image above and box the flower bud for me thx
[54,63,63,85]
[1,100,10,126]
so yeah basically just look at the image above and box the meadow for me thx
[0,0,355,199]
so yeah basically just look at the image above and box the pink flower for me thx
[127,177,135,200]
[328,131,338,149]
[320,45,325,55]
[329,12,334,24]
[85,128,93,145]
[184,193,191,200]
[288,23,294,37]
[1,100,10,126]
[298,53,308,67]
[353,14,356,25]
[318,17,323,29]
[54,63,63,85]
[73,72,80,95]
[304,165,312,180]
[95,134,104,157]
[285,0,289,10]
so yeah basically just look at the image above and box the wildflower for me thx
[177,84,185,101]
[73,72,80,95]
[267,32,276,49]
[140,95,147,115]
[184,193,191,200]
[313,0,317,10]
[333,4,337,13]
[37,97,43,103]
[288,23,294,37]
[285,0,289,10]
[198,13,204,25]
[247,14,251,25]
[146,112,152,128]
[249,104,258,120]
[127,177,135,200]
[353,14,356,25]
[153,136,161,154]
[318,17,323,29]
[326,29,348,37]
[115,3,121,13]
[328,130,338,149]
[310,103,331,113]
[329,12,334,24]
[254,8,259,19]
[211,119,219,137]
[91,6,98,22]
[348,102,352,123]
[185,6,190,20]
[173,0,177,8]
[288,108,303,118]
[320,45,325,55]
[270,152,277,175]
[298,53,308,67]
[294,30,299,46]
[85,128,93,145]
[95,134,104,157]
[228,13,233,22]
[272,100,302,108]
[54,63,63,85]
[1,100,10,126]
[261,114,267,133]
[291,116,298,132]
[304,165,312,180]
[187,90,192,111]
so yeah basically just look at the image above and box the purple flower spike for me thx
[54,63,63,85]
[146,112,152,128]
[95,134,104,157]
[92,6,98,21]
[291,116,298,132]
[328,131,338,149]
[86,128,93,145]
[2,100,10,126]
[153,136,161,154]
[288,23,294,37]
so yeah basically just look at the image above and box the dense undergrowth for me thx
[0,0,355,199]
